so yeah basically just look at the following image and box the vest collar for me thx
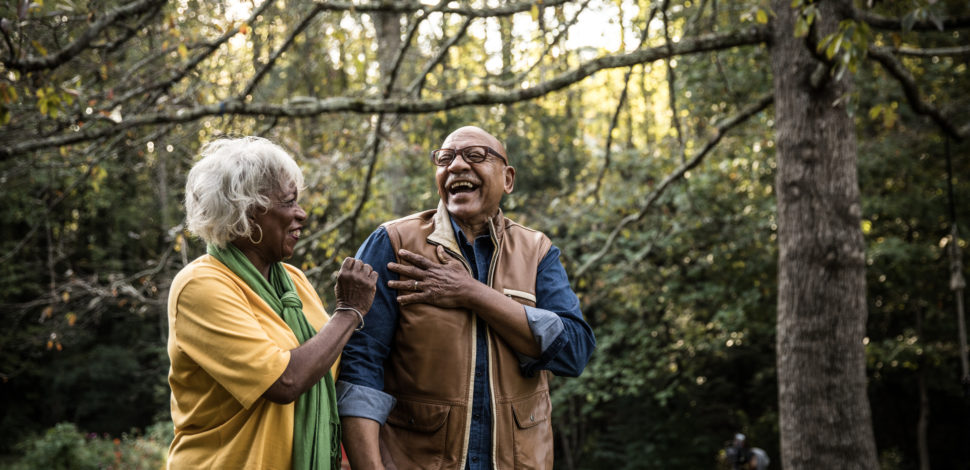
[428,200,506,250]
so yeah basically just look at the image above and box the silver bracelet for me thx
[335,306,364,331]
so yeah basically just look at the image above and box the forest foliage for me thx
[1,0,969,468]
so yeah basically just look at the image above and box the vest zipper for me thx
[429,240,476,470]
[486,217,502,469]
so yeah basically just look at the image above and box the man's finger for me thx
[387,279,416,291]
[387,261,424,279]
[395,292,423,306]
[397,249,434,269]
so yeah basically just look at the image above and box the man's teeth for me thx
[450,181,475,190]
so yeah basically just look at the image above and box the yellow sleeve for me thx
[172,272,291,409]
[285,265,340,377]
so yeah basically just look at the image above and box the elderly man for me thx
[337,125,596,469]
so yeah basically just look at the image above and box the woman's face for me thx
[251,181,306,263]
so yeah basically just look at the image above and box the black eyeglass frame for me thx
[430,146,508,167]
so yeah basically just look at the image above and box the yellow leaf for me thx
[239,24,249,35]
[42,305,54,319]
[531,5,539,21]
[47,340,54,350]
[178,43,188,59]
[31,40,47,56]
[61,291,70,302]
[868,105,881,119]
[66,312,77,326]
[756,9,768,24]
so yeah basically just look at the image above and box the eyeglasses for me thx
[430,145,507,167]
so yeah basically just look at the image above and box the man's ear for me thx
[504,165,515,194]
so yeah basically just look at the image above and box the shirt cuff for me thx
[516,306,567,373]
[335,380,397,425]
[524,305,564,352]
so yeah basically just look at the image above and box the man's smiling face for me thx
[435,127,514,232]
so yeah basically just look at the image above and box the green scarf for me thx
[208,243,341,470]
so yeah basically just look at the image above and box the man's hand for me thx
[334,257,378,314]
[387,246,476,308]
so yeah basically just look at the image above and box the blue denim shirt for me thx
[337,217,596,469]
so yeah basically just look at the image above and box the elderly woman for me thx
[166,136,376,469]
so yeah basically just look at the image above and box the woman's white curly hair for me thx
[184,136,305,248]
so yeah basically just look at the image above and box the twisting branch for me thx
[894,45,970,58]
[104,0,276,114]
[295,117,385,251]
[406,17,473,97]
[310,0,571,17]
[494,0,593,89]
[241,4,326,98]
[1,25,770,159]
[1,0,167,72]
[868,45,966,141]
[593,6,658,201]
[384,0,450,97]
[661,2,687,164]
[576,93,774,277]
[850,8,970,31]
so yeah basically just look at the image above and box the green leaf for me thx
[825,33,842,59]
[901,11,916,32]
[794,16,809,38]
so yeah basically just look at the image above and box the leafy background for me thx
[1,0,968,468]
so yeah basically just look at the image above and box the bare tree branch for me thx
[868,45,966,140]
[1,25,770,158]
[576,93,774,277]
[241,4,326,98]
[895,45,970,58]
[295,116,385,251]
[311,0,572,17]
[662,3,687,164]
[850,8,970,31]
[494,0,593,89]
[383,0,451,97]
[405,17,473,97]
[104,0,276,114]
[592,6,658,201]
[2,0,168,72]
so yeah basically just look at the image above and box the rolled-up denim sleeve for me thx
[335,381,396,424]
[336,227,400,422]
[518,245,596,378]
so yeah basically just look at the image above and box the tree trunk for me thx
[373,10,408,216]
[770,1,879,468]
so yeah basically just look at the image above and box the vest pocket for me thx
[510,392,554,468]
[503,288,537,307]
[384,399,451,470]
